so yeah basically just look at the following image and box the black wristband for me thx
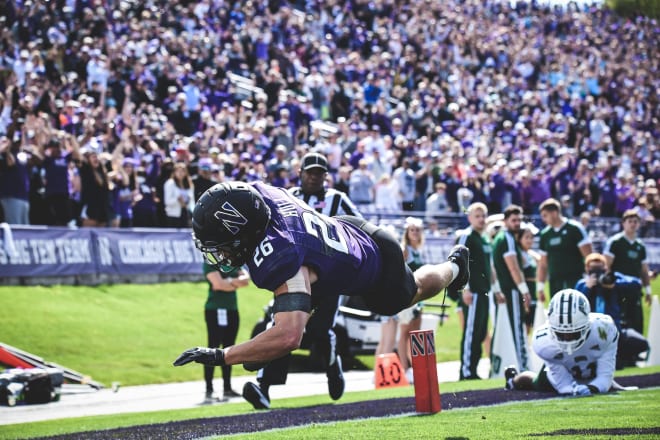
[587,384,599,394]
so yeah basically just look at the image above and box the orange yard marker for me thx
[374,353,409,389]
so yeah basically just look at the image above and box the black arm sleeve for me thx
[272,292,312,314]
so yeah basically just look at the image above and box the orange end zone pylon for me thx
[410,329,441,413]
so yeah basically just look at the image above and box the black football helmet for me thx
[192,182,271,272]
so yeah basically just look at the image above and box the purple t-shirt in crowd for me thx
[599,179,617,204]
[615,183,635,214]
[247,182,381,298]
[0,152,30,200]
[489,172,507,205]
[114,182,134,220]
[42,152,72,196]
[525,178,551,205]
[553,167,573,197]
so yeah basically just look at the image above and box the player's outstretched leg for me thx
[446,244,470,297]
[242,382,271,410]
[410,245,470,305]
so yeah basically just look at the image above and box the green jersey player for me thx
[537,198,592,299]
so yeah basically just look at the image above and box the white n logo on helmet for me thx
[213,202,248,235]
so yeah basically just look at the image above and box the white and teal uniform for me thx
[532,313,618,394]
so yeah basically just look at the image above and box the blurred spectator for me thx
[334,166,351,196]
[632,197,654,238]
[348,159,375,206]
[41,137,79,226]
[193,158,218,202]
[113,158,139,228]
[579,211,592,233]
[615,175,637,217]
[265,145,290,181]
[425,183,450,222]
[163,162,193,228]
[598,169,617,217]
[393,158,415,211]
[397,217,426,384]
[79,150,110,227]
[0,0,657,234]
[374,174,400,212]
[0,136,31,224]
[132,167,158,228]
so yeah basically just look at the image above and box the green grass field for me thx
[0,279,658,439]
[0,282,274,385]
[0,282,464,386]
[238,388,660,440]
[0,279,653,386]
[1,368,658,439]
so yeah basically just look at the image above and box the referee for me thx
[243,152,363,410]
[289,152,362,217]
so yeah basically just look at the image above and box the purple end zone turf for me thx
[36,373,660,440]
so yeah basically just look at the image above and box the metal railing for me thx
[357,207,659,240]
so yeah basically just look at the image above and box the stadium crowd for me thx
[0,0,658,234]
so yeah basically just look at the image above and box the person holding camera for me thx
[574,253,649,369]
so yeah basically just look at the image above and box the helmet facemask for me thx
[550,324,590,355]
[547,289,591,355]
[194,237,248,273]
[192,182,270,272]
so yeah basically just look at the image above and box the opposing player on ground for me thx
[173,182,469,374]
[505,289,618,396]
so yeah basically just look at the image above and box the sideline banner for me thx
[0,226,204,278]
[93,228,204,275]
[1,226,658,279]
[0,226,96,277]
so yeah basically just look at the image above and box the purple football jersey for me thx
[247,182,382,297]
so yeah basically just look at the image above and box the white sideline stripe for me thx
[0,360,491,426]
[461,294,477,378]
